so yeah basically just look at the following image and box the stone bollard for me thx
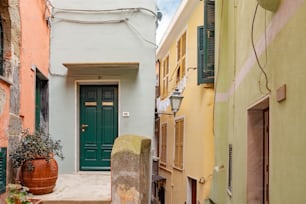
[111,134,151,204]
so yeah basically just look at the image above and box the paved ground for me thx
[33,172,111,203]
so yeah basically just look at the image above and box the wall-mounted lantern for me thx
[169,89,184,116]
[157,88,184,116]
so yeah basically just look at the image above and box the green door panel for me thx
[80,85,118,171]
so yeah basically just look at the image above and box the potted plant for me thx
[9,129,64,195]
[5,184,42,204]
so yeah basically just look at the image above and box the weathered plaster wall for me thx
[19,0,50,131]
[0,0,50,185]
[0,0,21,117]
[0,0,20,118]
[49,0,156,173]
[0,0,21,185]
[0,83,9,147]
[214,0,306,203]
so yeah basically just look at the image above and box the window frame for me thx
[160,123,168,166]
[35,70,49,131]
[0,148,7,194]
[161,55,169,99]
[176,32,186,84]
[173,117,184,170]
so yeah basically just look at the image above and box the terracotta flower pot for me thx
[22,158,58,195]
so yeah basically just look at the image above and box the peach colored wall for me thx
[0,81,10,147]
[19,0,49,131]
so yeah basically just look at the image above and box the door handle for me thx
[81,124,89,128]
[81,124,88,132]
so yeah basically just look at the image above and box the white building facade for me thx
[48,0,156,173]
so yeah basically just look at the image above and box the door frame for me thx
[247,96,269,203]
[187,176,197,204]
[75,80,120,172]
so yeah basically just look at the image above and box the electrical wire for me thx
[125,20,157,47]
[52,8,140,16]
[46,0,157,47]
[251,3,271,92]
[258,6,268,94]
[46,0,157,17]
[52,17,128,25]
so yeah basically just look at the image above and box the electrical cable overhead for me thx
[251,3,271,92]
[46,0,157,47]
[46,0,157,17]
[125,20,157,47]
[53,17,128,25]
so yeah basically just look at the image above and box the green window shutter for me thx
[197,26,205,84]
[0,148,6,193]
[198,0,215,84]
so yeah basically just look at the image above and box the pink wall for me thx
[0,81,10,147]
[19,0,50,131]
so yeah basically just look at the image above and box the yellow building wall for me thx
[157,1,215,203]
[213,0,306,203]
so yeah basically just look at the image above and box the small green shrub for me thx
[5,184,31,204]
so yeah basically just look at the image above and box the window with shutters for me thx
[162,56,169,99]
[174,118,184,169]
[227,144,233,196]
[0,148,6,193]
[0,17,4,76]
[176,32,186,84]
[160,123,167,165]
[198,0,215,84]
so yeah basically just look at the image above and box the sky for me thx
[156,0,182,45]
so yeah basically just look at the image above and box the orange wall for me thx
[19,0,50,131]
[0,82,10,147]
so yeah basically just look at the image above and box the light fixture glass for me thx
[169,88,184,116]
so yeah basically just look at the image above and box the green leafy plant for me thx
[5,184,31,204]
[9,129,64,171]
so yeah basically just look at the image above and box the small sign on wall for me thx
[276,84,286,102]
[122,112,130,118]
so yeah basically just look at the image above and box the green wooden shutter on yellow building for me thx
[198,0,215,84]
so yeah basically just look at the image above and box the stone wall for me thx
[111,135,151,204]
[0,0,21,184]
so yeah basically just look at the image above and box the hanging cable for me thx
[251,3,271,92]
[52,17,128,25]
[46,0,157,17]
[125,20,157,47]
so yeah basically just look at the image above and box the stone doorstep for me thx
[32,173,111,204]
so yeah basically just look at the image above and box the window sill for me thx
[202,83,214,88]
[172,165,184,172]
[159,165,172,174]
[0,76,12,86]
[159,161,167,167]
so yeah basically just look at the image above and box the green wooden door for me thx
[80,85,118,171]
